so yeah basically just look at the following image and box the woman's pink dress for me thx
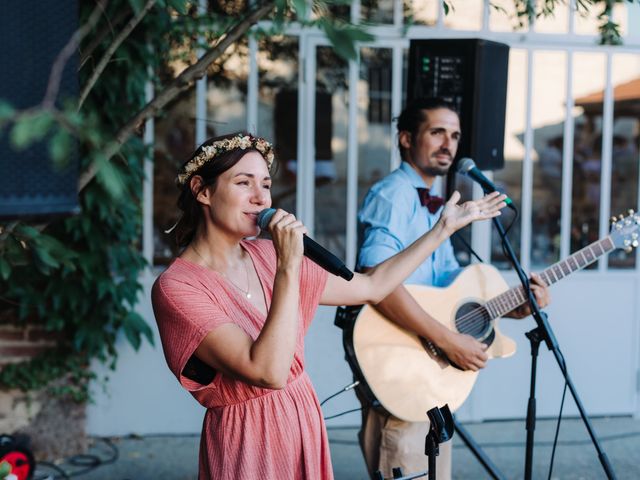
[151,239,333,479]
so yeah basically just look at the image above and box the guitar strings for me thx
[451,290,522,335]
[453,242,610,335]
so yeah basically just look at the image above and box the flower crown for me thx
[176,134,275,186]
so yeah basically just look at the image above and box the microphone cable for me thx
[320,380,363,421]
[452,231,485,264]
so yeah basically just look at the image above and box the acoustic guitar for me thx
[339,212,640,422]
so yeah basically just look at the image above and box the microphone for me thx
[456,157,513,205]
[257,209,354,281]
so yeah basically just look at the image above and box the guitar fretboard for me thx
[484,236,615,319]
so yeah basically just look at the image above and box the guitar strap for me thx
[334,304,363,331]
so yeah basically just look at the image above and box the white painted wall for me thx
[88,269,639,436]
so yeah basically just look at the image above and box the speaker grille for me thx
[0,1,80,219]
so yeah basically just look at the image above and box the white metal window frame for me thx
[144,0,640,269]
[138,0,640,420]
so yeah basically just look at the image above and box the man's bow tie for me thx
[416,187,445,214]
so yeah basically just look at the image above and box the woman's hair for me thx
[173,131,273,248]
[396,97,459,161]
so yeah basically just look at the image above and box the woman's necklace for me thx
[191,245,252,299]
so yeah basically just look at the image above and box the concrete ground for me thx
[34,416,638,479]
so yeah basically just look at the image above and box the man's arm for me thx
[361,267,488,371]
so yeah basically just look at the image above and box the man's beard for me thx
[419,164,450,177]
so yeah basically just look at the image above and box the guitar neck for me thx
[485,236,616,318]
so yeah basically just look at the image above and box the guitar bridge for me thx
[420,338,449,369]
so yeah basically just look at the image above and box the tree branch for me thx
[80,7,132,70]
[42,0,108,109]
[77,1,275,192]
[78,0,157,110]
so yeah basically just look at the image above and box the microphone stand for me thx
[491,210,617,480]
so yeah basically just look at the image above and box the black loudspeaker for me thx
[407,38,509,171]
[0,1,79,219]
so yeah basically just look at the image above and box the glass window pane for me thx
[311,2,350,20]
[258,36,299,217]
[491,49,527,269]
[444,0,483,30]
[362,0,394,23]
[574,4,602,36]
[404,0,437,26]
[358,48,393,206]
[534,0,568,33]
[572,52,606,268]
[614,3,630,38]
[627,3,640,41]
[489,0,527,32]
[153,92,196,265]
[608,54,640,269]
[530,51,567,269]
[206,41,248,135]
[314,47,349,260]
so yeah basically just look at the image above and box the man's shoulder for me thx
[366,168,415,203]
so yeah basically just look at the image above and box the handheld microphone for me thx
[257,208,354,281]
[456,157,513,205]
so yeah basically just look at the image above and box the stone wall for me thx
[0,324,87,460]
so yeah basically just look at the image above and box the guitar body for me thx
[350,264,517,422]
[342,215,637,422]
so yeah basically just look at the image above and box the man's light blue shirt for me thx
[357,162,460,287]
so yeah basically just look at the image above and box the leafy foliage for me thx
[0,0,372,401]
[0,0,163,399]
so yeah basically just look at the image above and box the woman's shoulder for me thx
[152,258,208,298]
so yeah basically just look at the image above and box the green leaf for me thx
[10,112,54,150]
[0,460,12,476]
[0,101,15,120]
[0,257,10,280]
[322,25,357,61]
[49,128,74,168]
[167,0,189,14]
[15,223,41,239]
[95,156,125,198]
[4,234,29,265]
[34,234,72,256]
[291,0,307,19]
[33,246,60,269]
[123,312,154,349]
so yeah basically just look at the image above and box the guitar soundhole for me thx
[455,302,494,345]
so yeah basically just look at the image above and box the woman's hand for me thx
[438,191,507,235]
[266,209,307,270]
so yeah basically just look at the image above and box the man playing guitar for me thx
[356,97,550,479]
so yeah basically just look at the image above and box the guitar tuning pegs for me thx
[633,240,639,248]
[626,246,634,254]
[629,209,635,216]
[611,216,618,223]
